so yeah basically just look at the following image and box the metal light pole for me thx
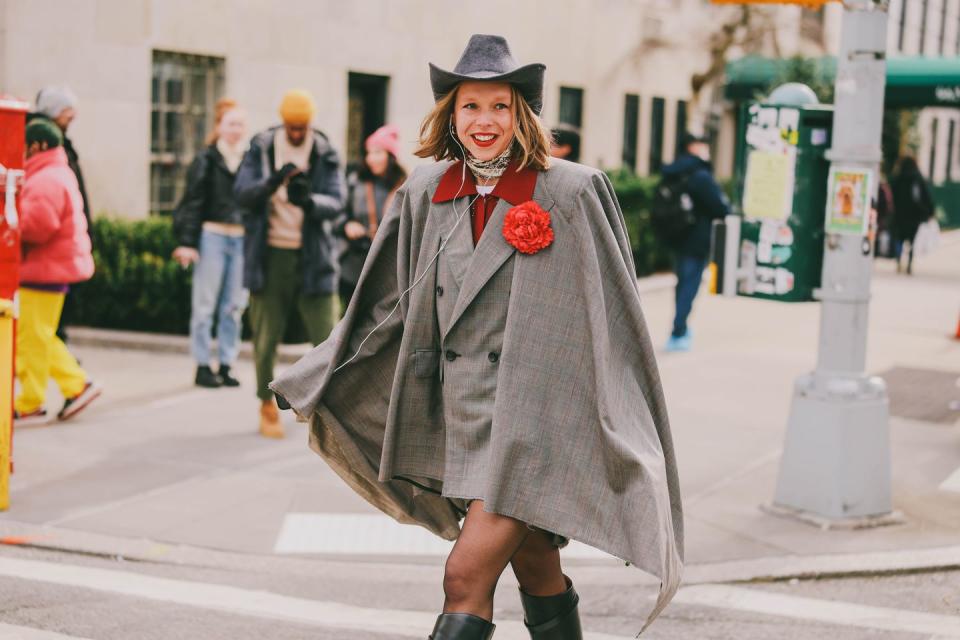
[772,0,895,523]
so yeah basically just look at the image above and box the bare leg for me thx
[510,529,567,596]
[442,500,530,620]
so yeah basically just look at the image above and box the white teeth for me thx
[474,134,495,141]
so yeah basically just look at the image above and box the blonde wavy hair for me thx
[414,85,552,172]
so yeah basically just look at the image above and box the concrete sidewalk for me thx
[2,234,958,581]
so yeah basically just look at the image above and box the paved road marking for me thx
[0,556,628,640]
[940,466,960,493]
[0,623,92,639]
[675,584,960,637]
[275,512,612,559]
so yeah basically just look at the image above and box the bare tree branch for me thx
[690,6,778,101]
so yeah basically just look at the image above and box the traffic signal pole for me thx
[771,0,896,523]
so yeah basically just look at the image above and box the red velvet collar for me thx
[432,157,538,205]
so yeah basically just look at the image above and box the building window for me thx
[674,99,688,156]
[898,0,909,52]
[800,9,825,44]
[622,94,640,172]
[558,87,584,129]
[947,119,956,182]
[929,117,939,181]
[919,0,930,54]
[150,51,224,215]
[939,0,949,54]
[650,97,666,174]
[347,72,389,170]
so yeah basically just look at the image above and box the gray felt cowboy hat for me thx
[429,34,546,115]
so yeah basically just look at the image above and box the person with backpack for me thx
[891,156,935,275]
[656,132,729,352]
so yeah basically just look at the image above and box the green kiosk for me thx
[712,87,837,302]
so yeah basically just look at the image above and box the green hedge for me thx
[73,174,676,334]
[73,216,192,334]
[606,169,673,277]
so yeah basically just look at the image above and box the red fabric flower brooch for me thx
[502,201,554,255]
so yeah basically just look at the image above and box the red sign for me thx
[0,99,28,302]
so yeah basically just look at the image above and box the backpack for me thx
[650,171,697,248]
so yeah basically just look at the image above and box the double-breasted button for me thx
[445,349,460,362]
[488,352,499,363]
[436,285,444,296]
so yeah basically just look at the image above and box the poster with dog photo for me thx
[825,166,874,236]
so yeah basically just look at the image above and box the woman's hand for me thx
[344,221,367,241]
[172,246,200,268]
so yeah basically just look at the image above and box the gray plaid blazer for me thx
[271,158,683,628]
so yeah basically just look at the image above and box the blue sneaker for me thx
[665,333,692,352]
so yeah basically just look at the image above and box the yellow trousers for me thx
[14,288,87,414]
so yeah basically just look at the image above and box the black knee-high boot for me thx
[518,576,583,639]
[428,613,496,639]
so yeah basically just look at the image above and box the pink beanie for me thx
[365,124,402,158]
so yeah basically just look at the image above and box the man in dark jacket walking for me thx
[234,89,344,438]
[662,133,729,352]
[30,86,94,345]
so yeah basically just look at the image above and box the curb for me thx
[66,326,310,364]
[0,520,957,587]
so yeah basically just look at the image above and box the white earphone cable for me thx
[333,119,475,372]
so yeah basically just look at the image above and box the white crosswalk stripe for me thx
[939,465,960,493]
[675,584,960,637]
[274,512,612,559]
[0,623,92,639]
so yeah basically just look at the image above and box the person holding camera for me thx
[234,89,345,439]
[338,124,407,309]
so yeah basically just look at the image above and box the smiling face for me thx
[453,81,515,162]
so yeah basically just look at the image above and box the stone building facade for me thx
[1,0,953,217]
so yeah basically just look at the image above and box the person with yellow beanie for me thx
[234,89,344,438]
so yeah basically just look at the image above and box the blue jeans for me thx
[672,254,707,338]
[190,228,249,367]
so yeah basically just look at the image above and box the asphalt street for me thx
[0,544,957,639]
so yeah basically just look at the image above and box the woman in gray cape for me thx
[271,34,683,640]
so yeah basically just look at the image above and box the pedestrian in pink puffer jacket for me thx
[14,119,101,427]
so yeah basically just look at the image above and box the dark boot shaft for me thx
[429,613,495,639]
[519,576,583,639]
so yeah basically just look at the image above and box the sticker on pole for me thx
[824,166,874,236]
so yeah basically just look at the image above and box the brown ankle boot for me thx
[259,398,284,439]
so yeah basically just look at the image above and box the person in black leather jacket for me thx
[172,99,249,389]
